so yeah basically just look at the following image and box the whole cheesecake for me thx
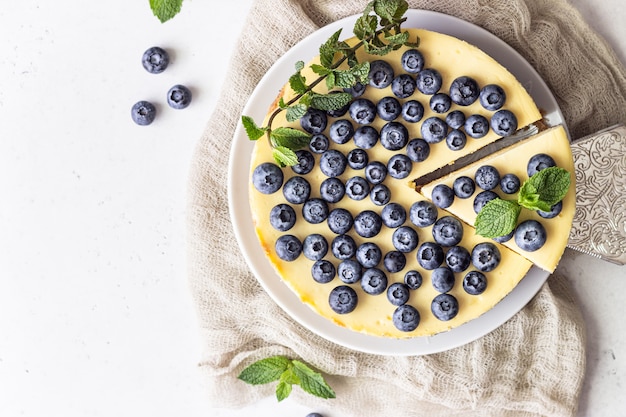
[248,28,573,338]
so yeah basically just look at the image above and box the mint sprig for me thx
[475,166,571,238]
[242,0,418,166]
[149,0,183,23]
[238,355,336,402]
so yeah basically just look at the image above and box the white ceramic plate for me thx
[228,10,564,356]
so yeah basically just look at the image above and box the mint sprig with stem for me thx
[241,0,419,167]
[475,166,571,238]
[238,355,336,402]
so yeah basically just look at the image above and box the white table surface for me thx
[1,1,624,416]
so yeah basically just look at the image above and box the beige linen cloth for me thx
[187,0,626,416]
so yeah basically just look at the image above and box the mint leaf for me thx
[385,31,409,46]
[475,199,521,238]
[270,127,310,149]
[237,355,291,385]
[285,104,308,122]
[291,360,336,400]
[353,14,377,40]
[276,379,293,402]
[374,0,408,24]
[275,367,299,402]
[518,167,570,211]
[241,115,267,141]
[310,64,331,77]
[289,70,308,95]
[320,29,342,68]
[309,92,352,111]
[149,0,183,23]
[272,146,299,166]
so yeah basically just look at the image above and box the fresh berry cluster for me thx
[131,46,193,126]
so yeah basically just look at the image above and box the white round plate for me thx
[228,10,563,355]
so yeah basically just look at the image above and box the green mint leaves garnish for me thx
[238,355,336,402]
[242,0,417,166]
[149,0,183,23]
[475,166,571,238]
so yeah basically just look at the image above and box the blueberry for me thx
[500,173,521,194]
[131,100,156,125]
[431,293,459,321]
[449,76,480,106]
[331,234,357,260]
[537,200,563,218]
[392,226,419,253]
[421,117,448,144]
[347,148,369,170]
[354,210,383,238]
[300,108,328,134]
[446,110,466,129]
[431,184,455,209]
[404,270,423,290]
[445,245,471,273]
[353,126,379,149]
[479,84,506,110]
[327,208,353,234]
[292,150,315,175]
[320,177,345,203]
[269,204,297,231]
[446,129,467,151]
[283,176,311,204]
[463,271,487,295]
[167,84,192,109]
[416,68,442,95]
[349,98,377,124]
[364,161,387,184]
[490,109,518,137]
[377,96,402,121]
[329,119,355,144]
[464,114,490,138]
[387,282,410,306]
[311,260,336,283]
[431,266,455,293]
[417,242,444,270]
[493,229,514,243]
[337,260,363,284]
[432,216,464,247]
[370,184,391,206]
[344,81,367,97]
[430,93,452,113]
[309,134,329,154]
[345,176,370,200]
[401,100,424,123]
[306,413,325,417]
[514,220,547,251]
[329,285,358,314]
[401,49,424,73]
[453,176,476,199]
[320,149,347,177]
[368,60,394,89]
[475,165,501,191]
[384,250,406,273]
[393,304,420,331]
[302,234,329,261]
[361,268,388,295]
[326,91,350,117]
[473,190,499,214]
[275,235,302,261]
[527,153,556,176]
[142,46,169,74]
[471,242,501,272]
[387,154,412,179]
[409,200,438,228]
[391,74,417,99]
[381,202,407,228]
[356,242,382,268]
[380,122,409,151]
[252,162,284,194]
[302,198,329,224]
[406,138,431,162]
